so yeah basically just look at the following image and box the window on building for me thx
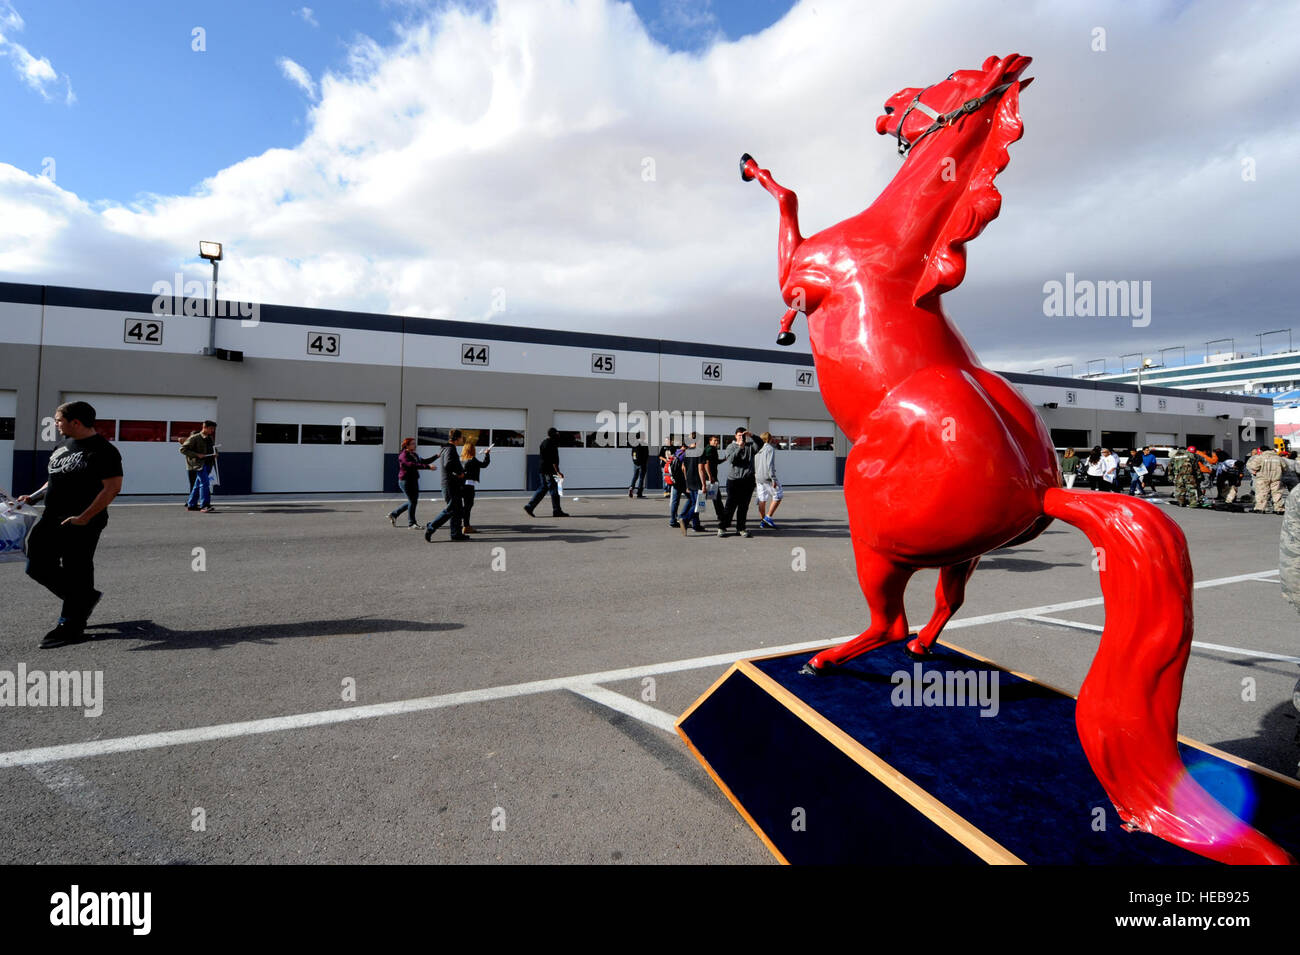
[0,417,14,441]
[256,423,298,444]
[418,427,450,446]
[301,424,343,444]
[348,425,385,445]
[813,435,834,451]
[555,430,583,448]
[92,420,117,441]
[169,421,203,443]
[789,435,813,451]
[118,419,168,442]
[489,429,526,448]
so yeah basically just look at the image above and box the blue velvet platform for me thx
[676,641,1300,865]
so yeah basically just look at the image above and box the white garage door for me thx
[768,418,836,485]
[416,406,526,491]
[63,393,218,495]
[0,391,14,495]
[552,411,634,490]
[253,399,385,492]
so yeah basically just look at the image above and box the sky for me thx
[1,0,1298,374]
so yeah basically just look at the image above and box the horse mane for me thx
[912,83,1024,306]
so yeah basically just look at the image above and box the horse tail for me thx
[1041,487,1293,865]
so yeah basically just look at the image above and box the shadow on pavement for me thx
[84,616,461,650]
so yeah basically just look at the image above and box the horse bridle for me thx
[894,81,1014,156]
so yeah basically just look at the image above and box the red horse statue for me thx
[740,53,1291,865]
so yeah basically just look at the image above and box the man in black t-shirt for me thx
[19,401,123,648]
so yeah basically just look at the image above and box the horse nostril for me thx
[776,331,796,346]
[884,106,895,115]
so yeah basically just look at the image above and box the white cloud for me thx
[295,6,319,28]
[277,56,318,99]
[0,0,74,104]
[2,0,1299,368]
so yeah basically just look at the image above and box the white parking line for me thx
[570,685,679,733]
[1018,612,1300,664]
[0,567,1283,768]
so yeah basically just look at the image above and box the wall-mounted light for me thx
[1041,402,1058,409]
[757,382,773,391]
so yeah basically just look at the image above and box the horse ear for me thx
[1019,77,1034,90]
[982,54,1000,71]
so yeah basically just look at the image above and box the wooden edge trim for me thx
[735,660,1024,865]
[675,724,790,865]
[675,662,742,728]
[1176,735,1300,791]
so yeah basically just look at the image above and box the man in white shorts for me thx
[754,430,784,529]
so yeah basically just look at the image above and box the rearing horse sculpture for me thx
[741,53,1290,865]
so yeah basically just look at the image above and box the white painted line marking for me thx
[1019,614,1104,633]
[0,567,1281,769]
[569,684,678,733]
[1019,611,1300,663]
[1186,642,1300,664]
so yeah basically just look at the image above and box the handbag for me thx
[0,498,39,563]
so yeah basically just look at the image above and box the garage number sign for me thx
[124,318,163,345]
[307,332,341,356]
[462,344,490,366]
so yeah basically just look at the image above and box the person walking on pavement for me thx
[388,437,437,528]
[1246,446,1289,514]
[700,434,726,526]
[19,401,123,648]
[425,430,470,541]
[460,440,491,532]
[718,427,762,538]
[1170,447,1207,508]
[180,420,218,512]
[628,436,649,499]
[525,427,568,517]
[754,431,783,528]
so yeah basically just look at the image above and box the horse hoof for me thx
[776,331,796,346]
[799,662,830,677]
[739,152,756,182]
[904,639,929,660]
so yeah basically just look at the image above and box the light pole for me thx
[199,241,222,356]
[1158,345,1185,368]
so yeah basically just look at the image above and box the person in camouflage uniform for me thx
[1170,447,1206,507]
[1246,447,1290,514]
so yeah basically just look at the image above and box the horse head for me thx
[875,53,1033,158]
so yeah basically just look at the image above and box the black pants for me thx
[186,470,198,492]
[462,485,477,527]
[389,477,422,525]
[629,463,646,494]
[427,485,464,535]
[25,516,105,626]
[720,476,755,532]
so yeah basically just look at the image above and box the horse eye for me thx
[947,73,954,79]
[884,106,894,114]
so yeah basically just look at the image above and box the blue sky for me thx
[2,0,793,202]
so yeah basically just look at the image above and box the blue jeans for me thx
[675,487,702,527]
[389,477,421,525]
[186,465,212,508]
[527,474,562,513]
[668,485,680,523]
